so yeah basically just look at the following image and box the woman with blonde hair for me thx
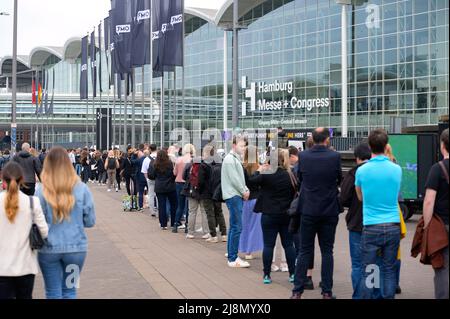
[35,147,96,299]
[249,148,297,284]
[0,162,48,299]
[239,145,264,258]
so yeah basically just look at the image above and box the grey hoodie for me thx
[12,151,42,184]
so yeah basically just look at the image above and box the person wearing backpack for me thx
[172,144,195,233]
[148,150,178,229]
[143,144,158,215]
[182,155,210,239]
[0,150,11,181]
[105,151,119,192]
[199,145,227,243]
[422,128,449,299]
[0,162,48,299]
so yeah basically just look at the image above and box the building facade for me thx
[0,0,448,148]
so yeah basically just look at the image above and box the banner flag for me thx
[48,68,55,115]
[90,30,97,98]
[131,0,151,67]
[98,22,103,93]
[111,0,133,75]
[80,35,89,100]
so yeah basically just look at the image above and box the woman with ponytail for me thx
[0,162,48,299]
[35,147,96,299]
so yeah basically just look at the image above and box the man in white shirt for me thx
[142,144,158,216]
[68,149,76,168]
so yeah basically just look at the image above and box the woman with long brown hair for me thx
[35,147,96,299]
[0,162,48,299]
[148,149,178,229]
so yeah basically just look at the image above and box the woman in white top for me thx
[0,161,48,299]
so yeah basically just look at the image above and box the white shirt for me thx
[0,191,49,276]
[69,152,76,164]
[141,152,157,175]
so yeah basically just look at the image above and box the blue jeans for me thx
[38,252,87,299]
[75,164,82,176]
[293,215,338,295]
[261,214,296,276]
[138,181,147,209]
[225,196,243,262]
[359,224,400,299]
[156,191,178,227]
[174,183,188,227]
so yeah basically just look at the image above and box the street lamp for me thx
[11,0,18,153]
[336,0,351,138]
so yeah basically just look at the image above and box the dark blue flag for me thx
[98,22,103,93]
[44,69,49,114]
[90,30,97,98]
[104,16,112,89]
[80,36,89,100]
[131,0,151,67]
[162,0,184,68]
[111,0,133,75]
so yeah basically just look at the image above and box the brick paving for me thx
[33,183,435,299]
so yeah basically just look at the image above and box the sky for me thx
[0,0,225,59]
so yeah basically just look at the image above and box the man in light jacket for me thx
[221,135,250,268]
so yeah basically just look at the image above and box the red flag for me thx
[32,78,36,104]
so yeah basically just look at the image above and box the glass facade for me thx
[1,0,448,146]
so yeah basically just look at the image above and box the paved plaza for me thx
[34,184,435,299]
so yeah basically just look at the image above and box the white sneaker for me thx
[280,263,289,272]
[115,188,119,192]
[225,253,228,258]
[107,189,111,192]
[228,257,250,268]
[206,236,219,243]
[196,227,203,233]
[177,224,186,230]
[202,233,211,239]
[244,254,254,260]
[271,264,280,272]
[186,234,195,239]
[221,235,227,242]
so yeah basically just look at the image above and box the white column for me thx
[341,3,348,137]
[223,30,228,131]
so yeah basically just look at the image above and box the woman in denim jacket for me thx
[35,147,96,299]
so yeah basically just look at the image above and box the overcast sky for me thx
[0,0,223,58]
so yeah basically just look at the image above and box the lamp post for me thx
[336,0,350,138]
[11,0,18,153]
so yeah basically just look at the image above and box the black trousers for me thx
[0,275,35,299]
[20,183,35,196]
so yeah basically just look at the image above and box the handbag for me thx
[29,196,45,251]
[286,171,300,217]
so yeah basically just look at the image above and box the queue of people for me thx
[0,127,447,300]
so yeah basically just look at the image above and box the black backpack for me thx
[210,162,223,202]
[107,158,117,170]
[147,155,156,177]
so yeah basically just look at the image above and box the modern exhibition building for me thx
[0,0,448,148]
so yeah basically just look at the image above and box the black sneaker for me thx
[322,293,336,299]
[396,286,402,294]
[304,276,314,290]
[172,227,178,233]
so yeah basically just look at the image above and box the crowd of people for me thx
[0,126,448,300]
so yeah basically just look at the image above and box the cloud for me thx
[0,0,110,58]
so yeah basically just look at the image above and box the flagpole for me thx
[112,74,116,149]
[124,73,128,148]
[131,68,136,147]
[141,66,145,143]
[182,3,185,133]
[118,75,122,147]
[160,73,164,148]
[40,67,44,151]
[150,0,153,145]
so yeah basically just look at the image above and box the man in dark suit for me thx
[291,127,342,299]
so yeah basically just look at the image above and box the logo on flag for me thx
[81,64,88,72]
[137,9,150,22]
[116,24,131,35]
[170,14,183,25]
